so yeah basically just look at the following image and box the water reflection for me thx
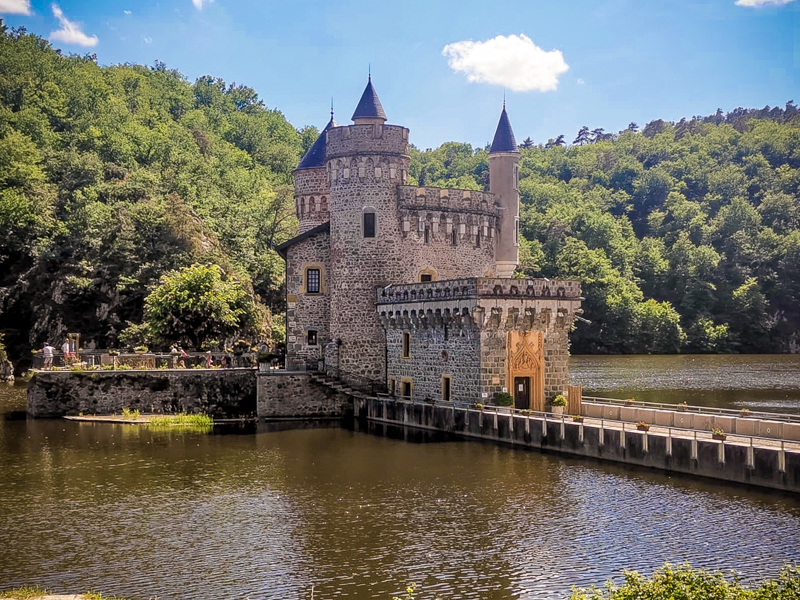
[1,359,800,600]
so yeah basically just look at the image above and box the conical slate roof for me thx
[489,105,519,154]
[351,76,387,122]
[296,113,337,170]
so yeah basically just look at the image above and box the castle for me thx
[277,77,583,409]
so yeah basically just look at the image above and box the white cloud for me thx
[576,78,585,85]
[736,0,795,6]
[442,34,569,92]
[0,0,32,15]
[143,36,152,44]
[124,9,131,15]
[192,0,212,9]
[49,3,98,47]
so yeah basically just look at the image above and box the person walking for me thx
[42,342,54,370]
[61,339,71,364]
[205,351,213,368]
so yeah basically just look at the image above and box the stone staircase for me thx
[307,372,373,400]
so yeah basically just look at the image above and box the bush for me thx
[495,392,514,406]
[550,394,568,407]
[569,563,800,600]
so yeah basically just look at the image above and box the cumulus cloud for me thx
[0,0,31,15]
[736,0,795,6]
[124,9,131,15]
[192,0,211,9]
[49,3,98,47]
[442,34,569,92]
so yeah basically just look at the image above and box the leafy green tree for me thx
[139,264,260,349]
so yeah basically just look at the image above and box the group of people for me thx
[40,340,74,370]
[168,347,233,369]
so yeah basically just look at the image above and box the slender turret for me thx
[293,108,336,233]
[489,103,520,278]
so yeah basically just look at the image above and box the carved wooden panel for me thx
[507,331,544,412]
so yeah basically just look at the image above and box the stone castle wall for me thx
[257,373,351,419]
[286,232,331,370]
[386,327,481,402]
[294,167,330,234]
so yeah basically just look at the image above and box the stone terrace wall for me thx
[257,373,352,419]
[28,370,257,418]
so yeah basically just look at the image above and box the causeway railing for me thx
[582,396,800,424]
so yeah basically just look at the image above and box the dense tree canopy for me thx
[408,103,800,354]
[0,24,301,359]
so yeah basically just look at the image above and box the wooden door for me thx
[507,331,544,412]
[514,377,530,410]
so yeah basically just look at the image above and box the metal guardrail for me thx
[373,394,797,452]
[582,395,800,424]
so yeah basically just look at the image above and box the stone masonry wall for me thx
[294,167,330,234]
[386,326,481,402]
[27,370,257,418]
[257,373,352,419]
[286,232,330,370]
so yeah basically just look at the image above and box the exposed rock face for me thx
[0,359,12,381]
[27,370,256,418]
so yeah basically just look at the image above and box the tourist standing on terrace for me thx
[42,343,54,370]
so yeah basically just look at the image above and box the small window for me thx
[424,227,430,244]
[442,375,452,402]
[402,332,410,359]
[451,229,457,246]
[306,268,320,294]
[476,232,481,248]
[420,274,432,282]
[515,218,520,246]
[514,165,519,190]
[307,330,317,346]
[389,378,396,396]
[444,325,449,341]
[401,380,412,397]
[363,212,376,237]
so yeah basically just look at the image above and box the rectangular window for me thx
[514,165,519,190]
[363,212,376,237]
[306,268,320,294]
[451,229,457,246]
[515,218,520,246]
[389,377,396,395]
[401,380,412,397]
[307,330,317,346]
[424,227,430,244]
[420,274,432,282]
[442,375,452,402]
[476,232,481,248]
[444,325,449,341]
[402,331,410,359]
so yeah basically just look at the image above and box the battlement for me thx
[397,186,499,216]
[325,124,409,160]
[376,277,581,304]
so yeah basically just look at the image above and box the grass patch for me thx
[121,407,140,420]
[147,412,213,431]
[0,586,48,599]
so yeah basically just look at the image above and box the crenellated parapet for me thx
[376,277,583,332]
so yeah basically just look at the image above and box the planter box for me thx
[550,406,564,415]
[712,433,726,441]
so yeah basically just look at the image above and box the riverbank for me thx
[0,588,126,600]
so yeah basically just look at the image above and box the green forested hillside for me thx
[1,24,798,360]
[0,24,314,359]
[409,109,800,354]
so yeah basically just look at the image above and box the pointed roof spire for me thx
[352,73,387,123]
[489,103,519,154]
[296,110,337,170]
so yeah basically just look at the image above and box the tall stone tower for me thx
[489,103,520,278]
[324,76,411,381]
[293,110,336,234]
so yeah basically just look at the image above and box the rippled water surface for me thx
[2,355,800,600]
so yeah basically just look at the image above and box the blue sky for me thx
[0,0,797,150]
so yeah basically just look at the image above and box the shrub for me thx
[550,394,568,407]
[495,392,514,406]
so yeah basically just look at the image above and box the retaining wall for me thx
[27,370,257,418]
[358,397,800,493]
[256,373,352,419]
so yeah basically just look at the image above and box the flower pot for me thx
[133,350,147,355]
[712,433,726,441]
[637,424,650,432]
[550,406,564,415]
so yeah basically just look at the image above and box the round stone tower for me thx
[324,76,411,381]
[489,103,521,278]
[293,111,336,234]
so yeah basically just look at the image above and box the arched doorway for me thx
[507,331,544,412]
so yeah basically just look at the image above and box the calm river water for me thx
[1,355,799,600]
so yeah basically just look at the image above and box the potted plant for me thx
[520,409,532,416]
[133,345,149,354]
[711,426,726,441]
[549,394,568,415]
[495,392,513,407]
[474,403,484,411]
[677,401,688,412]
[636,421,650,432]
[108,349,120,357]
[573,415,584,423]
[624,398,636,407]
[739,408,753,418]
